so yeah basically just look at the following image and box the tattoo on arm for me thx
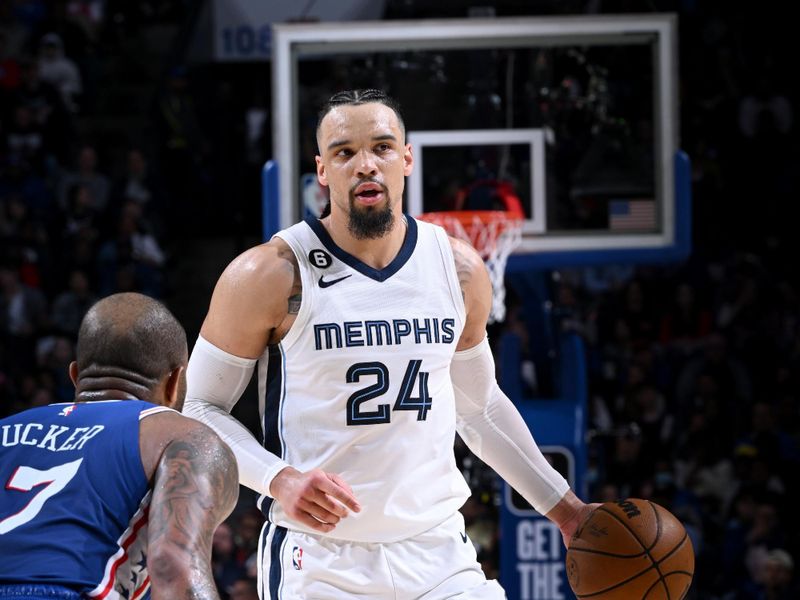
[452,242,474,301]
[277,244,302,316]
[148,428,239,600]
[288,294,301,314]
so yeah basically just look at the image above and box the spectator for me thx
[674,408,735,514]
[605,425,649,498]
[739,548,798,600]
[109,147,166,237]
[114,147,154,205]
[738,77,793,140]
[34,333,73,400]
[0,193,53,289]
[0,262,47,337]
[0,262,47,373]
[58,143,109,212]
[0,30,21,93]
[120,200,165,268]
[154,64,204,232]
[658,281,713,355]
[37,32,81,112]
[739,402,800,472]
[232,508,264,566]
[744,498,786,558]
[630,383,675,465]
[11,57,70,162]
[4,103,47,176]
[61,182,98,243]
[0,3,28,59]
[212,522,246,598]
[579,264,635,296]
[675,333,752,429]
[58,221,97,279]
[64,1,104,42]
[96,201,166,297]
[613,279,657,344]
[50,267,95,335]
[227,577,258,600]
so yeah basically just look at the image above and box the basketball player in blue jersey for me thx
[0,293,239,600]
[185,89,595,599]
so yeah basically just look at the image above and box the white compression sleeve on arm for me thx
[183,335,290,496]
[452,336,570,514]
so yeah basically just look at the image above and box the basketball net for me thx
[417,210,523,323]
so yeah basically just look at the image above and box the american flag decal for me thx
[608,199,657,231]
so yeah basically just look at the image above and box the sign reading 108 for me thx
[220,24,271,58]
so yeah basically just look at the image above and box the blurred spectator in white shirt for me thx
[37,32,81,113]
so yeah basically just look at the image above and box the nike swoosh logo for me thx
[460,532,468,543]
[318,274,352,288]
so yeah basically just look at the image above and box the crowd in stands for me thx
[0,3,260,597]
[577,6,798,597]
[2,2,799,599]
[536,251,800,599]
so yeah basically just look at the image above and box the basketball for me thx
[566,499,694,599]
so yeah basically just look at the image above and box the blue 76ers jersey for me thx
[0,400,171,599]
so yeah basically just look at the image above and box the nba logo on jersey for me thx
[59,404,76,417]
[292,546,303,570]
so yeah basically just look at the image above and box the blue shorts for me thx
[0,585,80,600]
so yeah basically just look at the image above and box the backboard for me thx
[269,14,688,269]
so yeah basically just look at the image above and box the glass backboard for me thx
[269,14,687,267]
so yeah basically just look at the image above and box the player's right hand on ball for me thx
[270,467,361,533]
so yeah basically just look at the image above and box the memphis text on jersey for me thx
[1,423,105,452]
[313,317,456,351]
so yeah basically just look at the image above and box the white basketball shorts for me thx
[256,511,506,600]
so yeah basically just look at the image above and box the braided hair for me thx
[316,89,405,137]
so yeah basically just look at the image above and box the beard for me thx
[347,186,395,239]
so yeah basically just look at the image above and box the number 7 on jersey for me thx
[0,459,83,534]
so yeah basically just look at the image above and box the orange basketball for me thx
[566,498,694,599]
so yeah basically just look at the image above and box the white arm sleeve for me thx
[183,335,290,496]
[452,336,570,514]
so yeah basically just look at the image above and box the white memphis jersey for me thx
[258,216,471,542]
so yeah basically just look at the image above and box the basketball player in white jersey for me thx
[184,89,594,599]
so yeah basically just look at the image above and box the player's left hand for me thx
[558,501,600,548]
[544,490,600,548]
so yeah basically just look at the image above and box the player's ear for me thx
[316,155,328,187]
[403,144,414,176]
[68,361,78,387]
[163,366,186,411]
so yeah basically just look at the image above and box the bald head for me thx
[76,293,187,388]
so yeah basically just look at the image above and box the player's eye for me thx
[336,148,353,158]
